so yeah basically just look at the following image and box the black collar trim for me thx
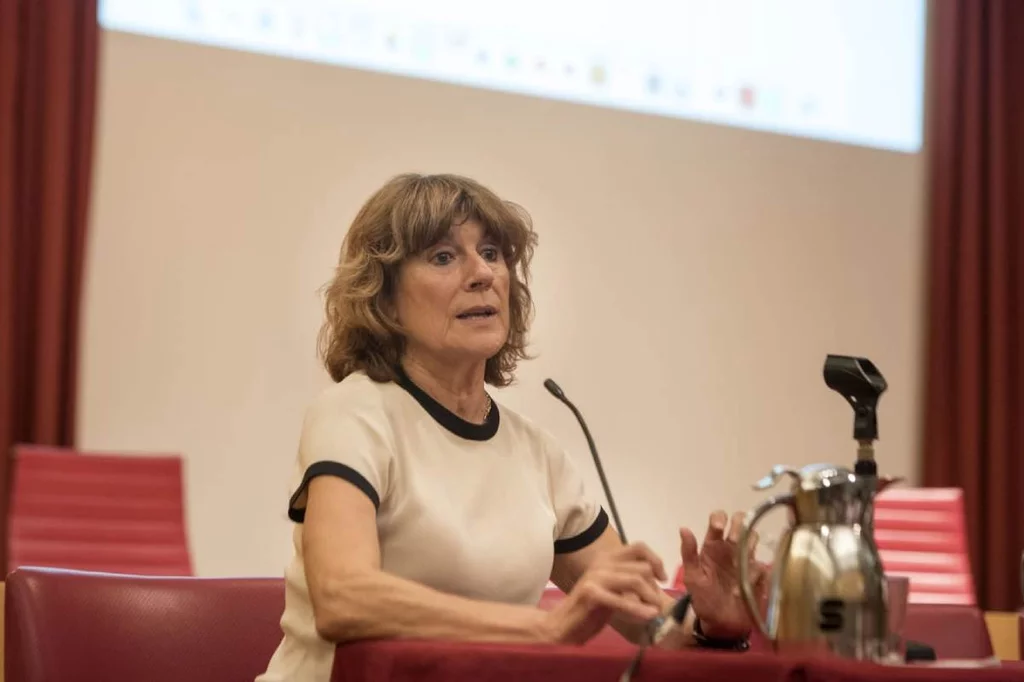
[394,365,500,441]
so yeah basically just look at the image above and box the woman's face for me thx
[394,219,511,367]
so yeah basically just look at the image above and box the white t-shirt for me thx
[256,368,607,682]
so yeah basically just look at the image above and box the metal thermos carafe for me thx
[737,355,902,661]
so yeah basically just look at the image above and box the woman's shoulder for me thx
[495,401,562,453]
[304,370,401,422]
[496,404,586,491]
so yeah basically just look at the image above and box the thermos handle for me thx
[738,493,794,643]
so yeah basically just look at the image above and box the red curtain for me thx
[922,1,1024,611]
[0,0,98,567]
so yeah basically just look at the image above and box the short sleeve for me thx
[547,439,609,554]
[287,382,394,523]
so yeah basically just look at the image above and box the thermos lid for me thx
[794,463,856,490]
[754,463,857,493]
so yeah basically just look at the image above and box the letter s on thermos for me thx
[818,599,845,631]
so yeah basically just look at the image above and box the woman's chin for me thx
[451,335,507,362]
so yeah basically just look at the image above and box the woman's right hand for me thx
[541,542,667,645]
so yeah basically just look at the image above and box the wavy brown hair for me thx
[318,173,538,387]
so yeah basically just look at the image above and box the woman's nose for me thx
[466,253,495,289]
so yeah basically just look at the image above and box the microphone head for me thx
[543,378,566,400]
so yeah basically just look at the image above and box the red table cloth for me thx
[331,640,1024,682]
[803,658,1024,682]
[332,640,800,682]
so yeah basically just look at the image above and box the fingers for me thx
[709,510,759,553]
[679,527,700,570]
[746,529,760,557]
[569,544,668,626]
[576,580,660,622]
[572,562,664,621]
[607,568,662,605]
[612,542,667,582]
[727,511,761,575]
[727,511,746,544]
[691,510,761,577]
[589,559,665,606]
[753,561,772,607]
[705,510,728,543]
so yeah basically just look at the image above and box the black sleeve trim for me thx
[287,460,380,523]
[554,507,609,554]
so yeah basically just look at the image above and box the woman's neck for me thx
[400,353,490,423]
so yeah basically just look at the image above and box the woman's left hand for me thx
[679,510,771,640]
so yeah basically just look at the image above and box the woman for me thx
[257,174,768,682]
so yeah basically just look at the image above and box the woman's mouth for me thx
[456,305,498,320]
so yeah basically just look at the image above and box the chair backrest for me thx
[873,487,976,605]
[672,565,685,589]
[8,445,193,576]
[903,604,993,659]
[4,567,285,682]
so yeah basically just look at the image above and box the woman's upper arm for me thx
[303,475,381,595]
[287,386,393,523]
[550,524,622,590]
[545,433,610,554]
[288,385,394,601]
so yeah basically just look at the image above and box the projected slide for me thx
[99,0,927,152]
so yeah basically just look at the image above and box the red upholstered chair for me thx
[873,487,976,605]
[7,444,193,576]
[903,604,993,659]
[672,565,685,589]
[4,566,285,682]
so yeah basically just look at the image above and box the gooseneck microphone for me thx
[543,378,628,544]
[544,379,724,658]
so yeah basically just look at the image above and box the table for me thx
[332,640,800,682]
[803,659,1024,682]
[332,641,1024,682]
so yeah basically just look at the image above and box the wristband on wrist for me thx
[692,616,751,652]
[647,594,751,652]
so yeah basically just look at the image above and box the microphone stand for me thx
[544,379,628,543]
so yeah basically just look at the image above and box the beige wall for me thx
[78,30,926,577]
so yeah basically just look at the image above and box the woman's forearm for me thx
[311,570,551,644]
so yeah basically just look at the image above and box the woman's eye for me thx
[481,246,500,262]
[431,251,455,265]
